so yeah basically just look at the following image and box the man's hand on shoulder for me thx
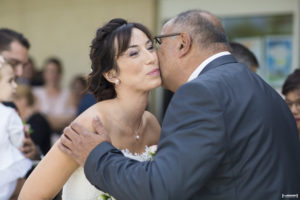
[58,116,111,166]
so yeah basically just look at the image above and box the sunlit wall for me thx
[0,0,157,85]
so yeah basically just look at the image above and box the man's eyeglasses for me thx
[154,33,181,45]
[1,55,25,68]
[6,58,22,68]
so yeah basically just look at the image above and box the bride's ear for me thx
[103,70,119,85]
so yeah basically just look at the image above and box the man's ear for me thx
[103,69,118,84]
[178,32,192,57]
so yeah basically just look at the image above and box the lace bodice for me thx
[120,145,155,162]
[62,145,156,200]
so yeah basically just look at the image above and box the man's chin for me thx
[161,81,169,90]
[161,83,175,93]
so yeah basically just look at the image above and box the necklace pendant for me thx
[136,135,140,140]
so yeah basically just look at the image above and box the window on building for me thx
[222,14,293,87]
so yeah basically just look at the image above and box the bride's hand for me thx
[58,116,111,166]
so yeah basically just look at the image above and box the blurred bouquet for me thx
[23,122,33,137]
[98,193,115,200]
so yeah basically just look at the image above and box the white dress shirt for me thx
[187,51,231,82]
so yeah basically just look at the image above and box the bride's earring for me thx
[115,79,120,85]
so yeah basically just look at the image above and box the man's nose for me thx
[14,64,23,77]
[291,104,299,114]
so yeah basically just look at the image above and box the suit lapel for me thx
[199,55,238,76]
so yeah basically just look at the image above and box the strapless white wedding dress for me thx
[62,146,156,200]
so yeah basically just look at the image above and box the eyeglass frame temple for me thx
[153,33,182,45]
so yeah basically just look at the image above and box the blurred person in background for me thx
[0,28,28,78]
[69,75,89,115]
[229,42,259,73]
[33,57,76,140]
[0,28,40,162]
[282,69,300,139]
[17,57,44,86]
[70,75,96,116]
[15,84,52,155]
[0,56,32,200]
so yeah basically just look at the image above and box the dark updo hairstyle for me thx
[282,69,300,95]
[88,18,153,102]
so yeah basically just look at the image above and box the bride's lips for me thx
[147,68,160,75]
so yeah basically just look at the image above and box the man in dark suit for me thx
[60,9,300,199]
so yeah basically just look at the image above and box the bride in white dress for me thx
[62,145,156,200]
[19,18,161,200]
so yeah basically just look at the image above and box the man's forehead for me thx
[3,41,29,63]
[161,19,178,34]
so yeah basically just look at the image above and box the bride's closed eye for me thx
[128,50,139,57]
[147,44,154,51]
[126,41,154,57]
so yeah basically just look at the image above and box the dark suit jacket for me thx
[85,55,300,200]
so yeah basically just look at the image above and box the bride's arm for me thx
[19,112,95,200]
[18,140,78,200]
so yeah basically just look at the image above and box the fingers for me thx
[20,138,33,152]
[92,116,106,135]
[59,127,79,158]
[20,144,32,154]
[22,137,33,146]
[63,126,79,142]
[60,133,73,150]
[20,144,36,159]
[61,125,84,157]
[70,122,86,136]
[58,138,73,156]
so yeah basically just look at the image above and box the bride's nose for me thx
[144,50,156,65]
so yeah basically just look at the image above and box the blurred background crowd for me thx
[14,56,96,151]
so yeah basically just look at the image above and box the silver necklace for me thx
[135,118,143,140]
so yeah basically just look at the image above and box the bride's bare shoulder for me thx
[144,111,159,124]
[72,101,109,131]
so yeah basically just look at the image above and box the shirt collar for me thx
[187,51,231,82]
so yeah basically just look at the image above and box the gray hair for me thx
[171,9,229,50]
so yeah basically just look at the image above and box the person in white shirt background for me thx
[0,56,32,200]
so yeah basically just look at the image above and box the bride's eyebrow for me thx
[127,40,152,49]
[128,45,138,49]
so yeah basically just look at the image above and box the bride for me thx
[19,18,161,200]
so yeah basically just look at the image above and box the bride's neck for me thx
[112,89,149,128]
[101,90,150,151]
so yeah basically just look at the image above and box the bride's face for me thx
[115,28,161,92]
